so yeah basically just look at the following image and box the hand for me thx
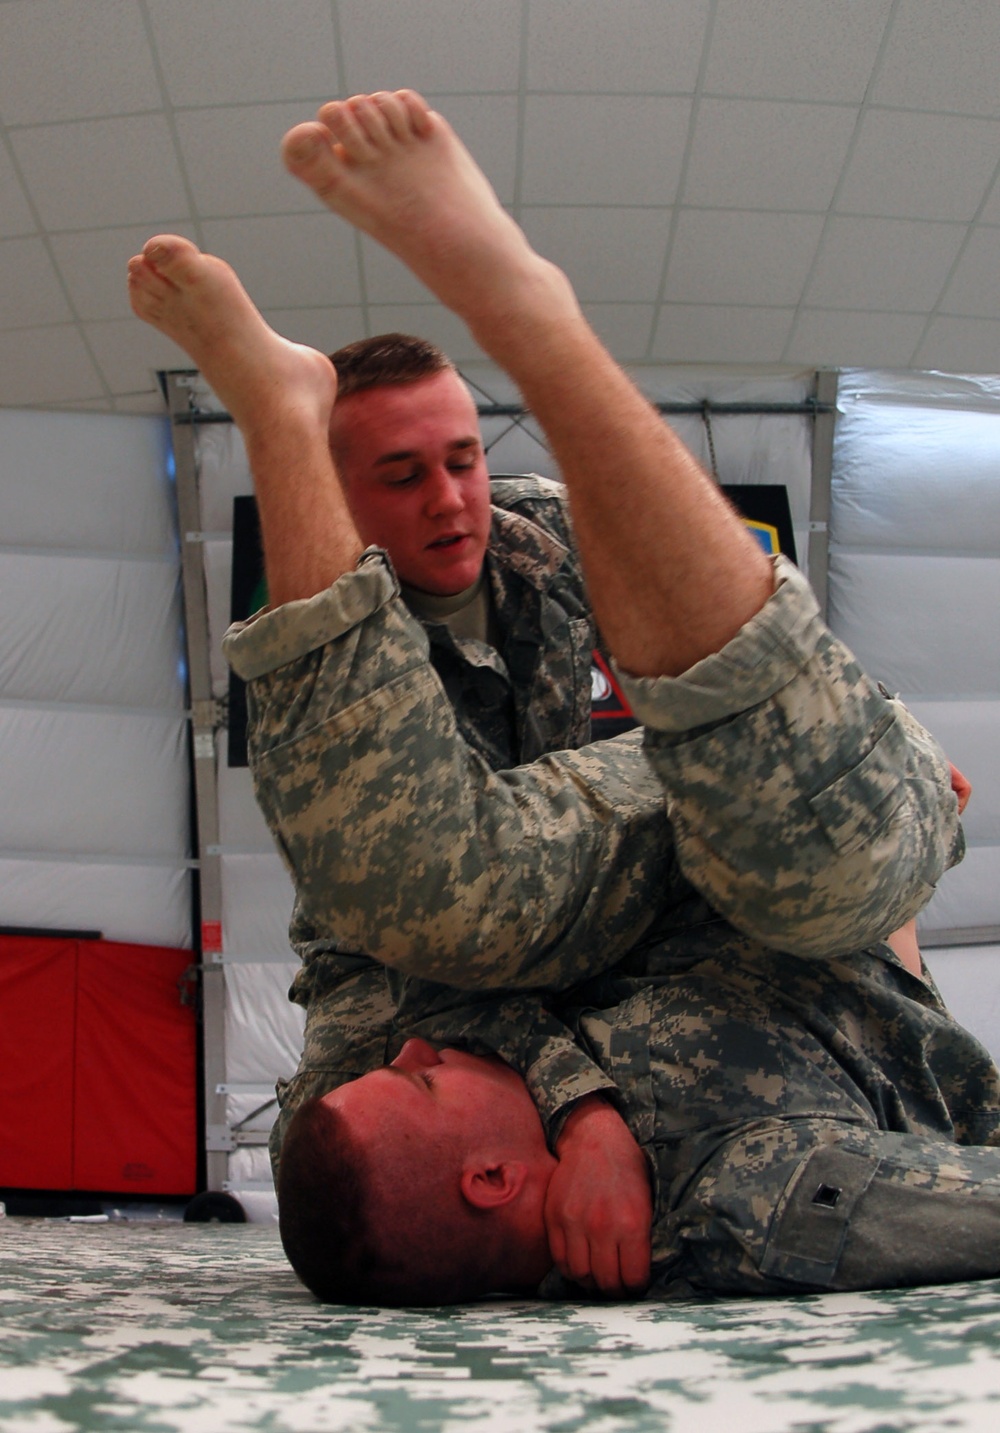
[950,763,972,815]
[545,1094,652,1297]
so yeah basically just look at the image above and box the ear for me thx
[460,1159,528,1210]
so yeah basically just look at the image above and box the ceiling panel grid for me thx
[2,1,1000,412]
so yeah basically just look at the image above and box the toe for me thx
[282,121,337,178]
[395,89,435,138]
[143,234,198,278]
[371,90,412,142]
[342,94,392,151]
[318,96,376,155]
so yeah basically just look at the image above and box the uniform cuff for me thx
[223,547,397,681]
[618,557,825,734]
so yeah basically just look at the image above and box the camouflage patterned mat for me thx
[3,1219,999,1431]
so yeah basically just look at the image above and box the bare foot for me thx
[281,90,579,358]
[127,235,336,435]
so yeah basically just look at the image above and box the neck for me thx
[494,1157,556,1292]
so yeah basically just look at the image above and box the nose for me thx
[391,1037,442,1071]
[424,468,465,517]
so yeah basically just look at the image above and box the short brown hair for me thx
[329,333,455,401]
[277,1094,496,1306]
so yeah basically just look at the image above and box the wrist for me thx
[555,1092,622,1153]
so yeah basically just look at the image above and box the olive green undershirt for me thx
[402,569,500,649]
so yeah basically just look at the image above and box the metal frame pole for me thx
[165,372,231,1192]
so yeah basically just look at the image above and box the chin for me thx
[418,556,484,596]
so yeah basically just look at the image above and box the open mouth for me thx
[428,534,467,549]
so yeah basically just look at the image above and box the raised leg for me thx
[282,90,772,677]
[128,236,362,606]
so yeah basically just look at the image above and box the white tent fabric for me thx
[828,370,1000,1059]
[829,370,1000,944]
[0,859,190,951]
[0,409,190,950]
[0,555,183,707]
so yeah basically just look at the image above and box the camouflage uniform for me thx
[423,475,595,770]
[225,547,967,1216]
[227,478,618,1164]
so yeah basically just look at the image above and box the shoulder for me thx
[489,473,572,540]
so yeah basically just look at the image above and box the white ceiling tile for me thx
[50,223,199,323]
[85,315,191,402]
[525,0,709,93]
[460,367,529,415]
[979,178,1000,227]
[262,306,367,355]
[578,303,655,360]
[0,324,105,406]
[147,0,338,107]
[650,303,795,364]
[785,309,927,368]
[684,100,857,211]
[806,217,966,311]
[423,96,519,206]
[111,392,165,415]
[174,106,322,218]
[705,0,893,102]
[5,0,1000,412]
[0,146,35,238]
[201,214,361,309]
[915,315,1000,373]
[366,304,488,363]
[522,95,691,206]
[0,237,72,327]
[337,0,522,94]
[361,239,433,306]
[938,227,1000,319]
[873,0,1000,115]
[0,0,160,125]
[665,211,824,306]
[11,116,190,231]
[521,208,670,302]
[837,111,1000,221]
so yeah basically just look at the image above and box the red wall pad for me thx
[0,935,196,1196]
[0,937,77,1188]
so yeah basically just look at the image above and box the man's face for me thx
[324,1039,541,1152]
[330,370,492,596]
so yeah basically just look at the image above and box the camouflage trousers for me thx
[224,549,962,995]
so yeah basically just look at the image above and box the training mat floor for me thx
[2,1219,999,1432]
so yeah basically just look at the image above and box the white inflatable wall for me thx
[0,410,190,948]
[828,370,1000,1052]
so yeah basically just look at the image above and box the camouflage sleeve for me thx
[224,549,673,993]
[387,979,622,1146]
[620,556,963,958]
[268,951,397,1176]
